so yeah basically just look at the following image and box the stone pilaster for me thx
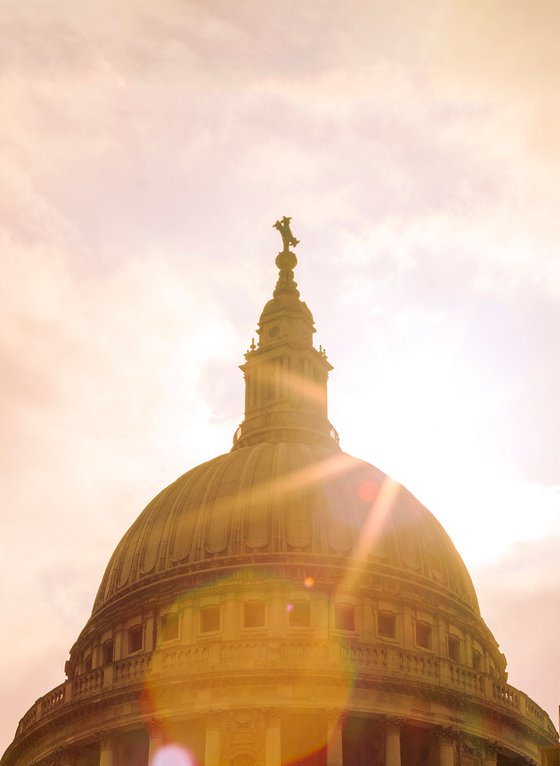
[384,717,404,766]
[97,730,115,766]
[326,709,346,766]
[146,719,165,764]
[436,727,458,766]
[205,711,223,766]
[484,741,498,766]
[264,708,282,766]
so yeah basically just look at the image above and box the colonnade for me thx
[49,716,531,766]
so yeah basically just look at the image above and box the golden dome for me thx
[93,441,480,617]
[5,218,556,766]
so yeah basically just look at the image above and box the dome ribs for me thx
[92,443,483,617]
[238,443,270,553]
[202,451,242,557]
[169,456,225,564]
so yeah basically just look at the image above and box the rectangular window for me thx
[244,601,265,628]
[334,604,355,631]
[473,650,482,671]
[288,601,311,627]
[102,641,114,665]
[128,626,143,653]
[161,613,179,642]
[448,635,460,662]
[415,622,432,650]
[378,612,396,638]
[200,605,220,633]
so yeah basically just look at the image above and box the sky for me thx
[1,0,560,752]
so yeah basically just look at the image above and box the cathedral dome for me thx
[3,217,556,766]
[93,441,480,618]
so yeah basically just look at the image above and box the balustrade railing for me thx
[73,668,104,699]
[221,641,268,665]
[493,681,519,710]
[14,639,555,741]
[42,682,66,713]
[280,641,329,663]
[114,654,151,684]
[162,646,209,670]
[341,644,387,671]
[398,649,440,679]
[448,664,484,695]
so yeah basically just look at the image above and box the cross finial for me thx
[273,216,299,253]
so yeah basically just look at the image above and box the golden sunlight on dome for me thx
[1,218,557,766]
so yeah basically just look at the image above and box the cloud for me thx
[1,0,559,752]
[473,529,560,722]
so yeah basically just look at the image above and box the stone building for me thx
[1,220,557,766]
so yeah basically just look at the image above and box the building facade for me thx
[2,220,557,766]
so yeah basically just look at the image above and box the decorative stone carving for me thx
[384,716,405,735]
[325,708,348,732]
[95,730,114,748]
[435,726,459,744]
[263,707,282,727]
[145,718,165,740]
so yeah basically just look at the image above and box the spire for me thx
[232,218,339,451]
[272,216,300,298]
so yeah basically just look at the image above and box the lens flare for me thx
[304,576,314,588]
[357,480,379,502]
[152,744,195,766]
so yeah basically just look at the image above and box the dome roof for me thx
[93,440,479,616]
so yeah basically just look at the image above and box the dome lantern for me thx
[232,217,339,451]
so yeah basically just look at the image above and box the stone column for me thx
[326,709,345,766]
[97,730,115,766]
[205,712,222,766]
[146,719,165,764]
[264,708,282,766]
[384,717,403,766]
[484,741,498,766]
[437,728,457,766]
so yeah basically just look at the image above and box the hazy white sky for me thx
[1,0,560,751]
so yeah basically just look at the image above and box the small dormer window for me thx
[102,641,114,665]
[161,613,180,641]
[288,602,311,627]
[244,601,265,628]
[128,625,143,653]
[448,635,460,662]
[415,622,432,650]
[334,604,355,631]
[200,605,220,633]
[378,612,396,639]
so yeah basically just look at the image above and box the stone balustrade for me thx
[114,654,151,684]
[14,641,557,741]
[41,683,66,714]
[73,668,104,699]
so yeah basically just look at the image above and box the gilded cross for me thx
[273,216,299,253]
